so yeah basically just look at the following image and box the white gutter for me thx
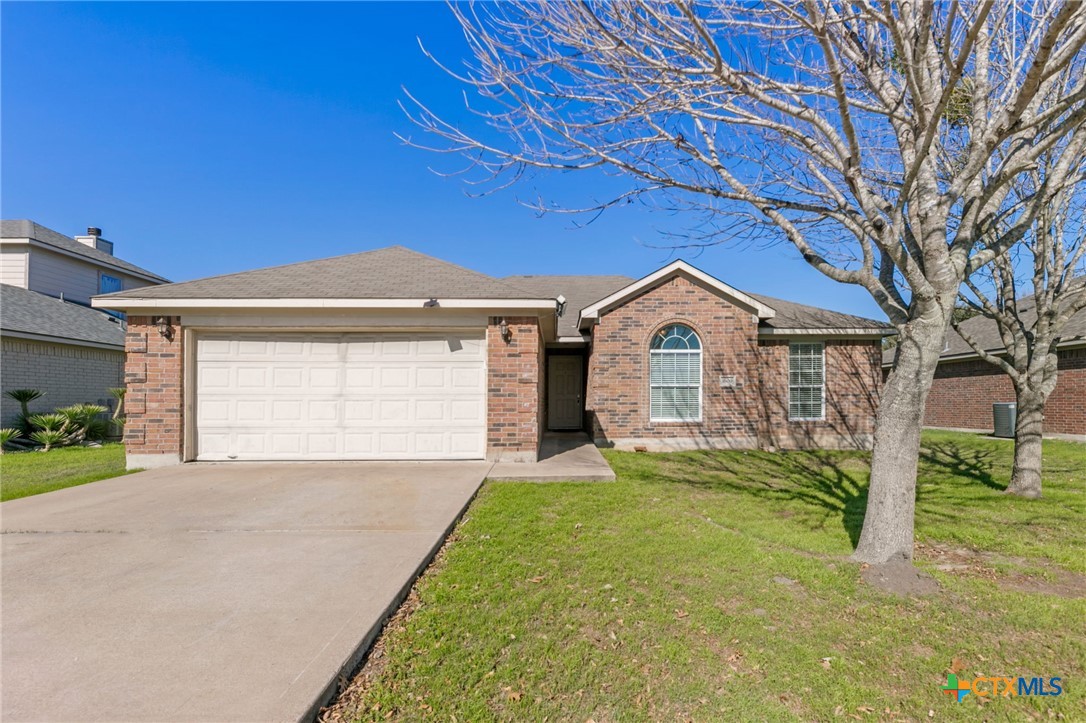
[91,297,559,311]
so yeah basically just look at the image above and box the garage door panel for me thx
[273,367,305,388]
[196,332,486,460]
[345,367,376,389]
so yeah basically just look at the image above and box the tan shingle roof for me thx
[504,275,633,336]
[749,292,891,332]
[102,246,543,300]
[881,281,1086,366]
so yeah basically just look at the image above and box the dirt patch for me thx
[1000,573,1086,598]
[860,558,939,597]
[915,542,1086,599]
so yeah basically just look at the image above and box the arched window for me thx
[649,324,702,421]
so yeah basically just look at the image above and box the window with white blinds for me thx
[649,324,702,421]
[789,342,825,420]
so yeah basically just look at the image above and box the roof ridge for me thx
[102,245,414,295]
[386,247,543,297]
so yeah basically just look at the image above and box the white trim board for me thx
[578,260,776,330]
[92,297,559,312]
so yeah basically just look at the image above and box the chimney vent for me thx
[75,227,114,255]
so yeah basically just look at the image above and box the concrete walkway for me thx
[489,433,616,482]
[1,461,488,723]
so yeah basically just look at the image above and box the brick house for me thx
[94,247,891,469]
[0,221,168,424]
[884,299,1086,439]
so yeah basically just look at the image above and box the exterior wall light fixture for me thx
[153,316,174,341]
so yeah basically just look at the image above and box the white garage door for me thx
[195,332,487,461]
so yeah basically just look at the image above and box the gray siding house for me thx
[0,221,168,424]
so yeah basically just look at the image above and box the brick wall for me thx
[924,346,1086,435]
[487,316,544,461]
[123,316,184,462]
[586,275,881,450]
[0,337,124,425]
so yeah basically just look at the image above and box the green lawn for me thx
[325,431,1085,722]
[0,443,132,501]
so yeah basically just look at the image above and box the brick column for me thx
[123,316,183,469]
[487,316,543,462]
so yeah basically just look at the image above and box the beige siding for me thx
[26,248,154,304]
[1,247,29,287]
[27,250,99,303]
[0,337,124,425]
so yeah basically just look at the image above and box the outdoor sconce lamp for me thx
[499,318,511,343]
[423,298,439,308]
[153,316,174,341]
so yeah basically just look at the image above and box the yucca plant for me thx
[56,404,109,443]
[107,388,127,437]
[5,389,44,431]
[0,427,21,454]
[28,413,69,433]
[108,388,126,420]
[29,428,68,452]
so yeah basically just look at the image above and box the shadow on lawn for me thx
[918,440,1003,492]
[658,450,871,549]
[653,441,1007,550]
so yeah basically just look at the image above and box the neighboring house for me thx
[94,246,891,469]
[0,221,168,424]
[882,296,1086,438]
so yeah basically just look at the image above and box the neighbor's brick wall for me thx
[123,316,184,457]
[923,346,1086,435]
[0,337,124,425]
[586,275,881,450]
[487,316,544,459]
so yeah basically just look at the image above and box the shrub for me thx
[24,404,111,451]
[0,428,21,454]
[28,413,69,434]
[4,389,44,432]
[29,429,68,452]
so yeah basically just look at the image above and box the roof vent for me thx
[87,227,102,236]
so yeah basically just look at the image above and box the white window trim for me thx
[788,341,826,422]
[649,330,703,424]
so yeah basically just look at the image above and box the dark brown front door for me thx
[547,356,583,430]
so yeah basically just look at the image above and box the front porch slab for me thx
[488,433,616,482]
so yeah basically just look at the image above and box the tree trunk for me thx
[852,316,948,564]
[1006,384,1046,498]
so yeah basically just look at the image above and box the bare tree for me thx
[405,1,1086,564]
[954,173,1086,498]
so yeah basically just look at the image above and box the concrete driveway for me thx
[1,461,488,722]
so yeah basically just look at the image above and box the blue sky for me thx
[2,2,885,319]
